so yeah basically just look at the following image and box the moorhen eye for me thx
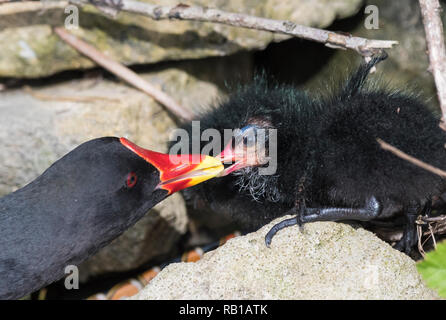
[243,134,256,147]
[126,172,138,188]
[240,126,257,148]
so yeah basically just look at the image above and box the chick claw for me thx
[265,215,302,247]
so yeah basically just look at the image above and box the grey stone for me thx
[0,0,363,77]
[132,217,438,299]
[302,0,440,112]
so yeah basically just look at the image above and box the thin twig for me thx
[422,215,446,222]
[54,27,194,121]
[430,224,437,248]
[420,215,446,236]
[421,226,431,246]
[419,214,446,240]
[419,0,446,129]
[70,0,398,57]
[417,223,426,257]
[377,138,446,178]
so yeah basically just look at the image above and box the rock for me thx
[0,66,221,280]
[300,0,440,111]
[0,0,363,78]
[359,0,439,110]
[132,217,438,299]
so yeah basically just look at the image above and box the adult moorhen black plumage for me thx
[179,54,446,254]
[0,137,223,299]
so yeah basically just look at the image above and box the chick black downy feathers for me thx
[179,54,446,254]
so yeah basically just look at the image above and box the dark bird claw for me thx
[265,216,301,247]
[393,210,419,254]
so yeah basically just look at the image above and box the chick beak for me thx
[218,139,258,176]
[120,138,223,194]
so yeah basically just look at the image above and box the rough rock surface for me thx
[132,217,438,299]
[301,0,441,112]
[0,67,221,280]
[360,0,439,109]
[0,0,363,77]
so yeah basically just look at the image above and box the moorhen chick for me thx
[179,54,446,254]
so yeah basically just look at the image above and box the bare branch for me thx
[417,223,426,257]
[70,0,398,57]
[377,138,446,178]
[421,215,446,223]
[419,215,446,250]
[424,219,446,236]
[419,0,446,128]
[54,27,194,122]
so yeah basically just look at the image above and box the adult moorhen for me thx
[0,137,223,299]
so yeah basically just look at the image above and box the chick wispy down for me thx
[178,54,446,254]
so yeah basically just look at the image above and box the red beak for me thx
[120,138,223,194]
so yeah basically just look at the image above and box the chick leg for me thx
[265,196,382,247]
[393,202,424,254]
